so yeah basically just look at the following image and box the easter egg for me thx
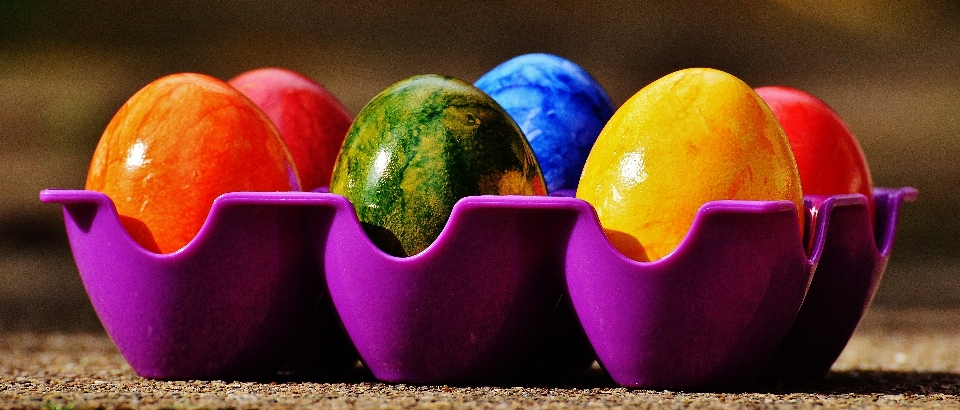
[755,85,873,218]
[475,53,614,193]
[229,68,353,191]
[86,73,300,254]
[329,74,547,257]
[577,68,803,262]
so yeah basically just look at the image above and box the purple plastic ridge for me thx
[40,187,916,387]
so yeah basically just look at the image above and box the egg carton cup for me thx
[764,188,918,381]
[39,186,916,388]
[37,190,325,380]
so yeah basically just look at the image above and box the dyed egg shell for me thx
[755,85,874,219]
[475,53,615,193]
[577,68,803,262]
[329,74,547,257]
[229,67,353,191]
[86,73,300,254]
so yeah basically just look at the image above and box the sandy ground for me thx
[2,308,959,409]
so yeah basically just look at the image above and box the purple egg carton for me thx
[39,187,916,388]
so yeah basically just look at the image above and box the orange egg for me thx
[85,73,300,254]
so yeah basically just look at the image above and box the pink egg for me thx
[230,68,353,191]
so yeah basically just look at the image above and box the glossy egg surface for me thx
[577,68,803,262]
[86,73,300,254]
[229,67,353,191]
[330,74,546,257]
[475,53,614,193]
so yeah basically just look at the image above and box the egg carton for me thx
[39,187,916,389]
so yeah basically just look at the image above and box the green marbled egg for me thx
[330,74,547,257]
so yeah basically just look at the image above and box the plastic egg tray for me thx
[39,187,916,389]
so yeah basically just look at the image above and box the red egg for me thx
[86,72,300,254]
[756,85,874,218]
[229,68,353,191]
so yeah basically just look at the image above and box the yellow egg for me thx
[577,68,803,262]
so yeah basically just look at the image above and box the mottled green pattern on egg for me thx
[330,75,546,257]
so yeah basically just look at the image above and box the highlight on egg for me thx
[475,53,615,194]
[329,74,547,257]
[577,68,803,262]
[86,72,301,254]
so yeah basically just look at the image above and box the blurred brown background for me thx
[1,0,957,331]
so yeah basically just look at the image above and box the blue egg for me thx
[475,53,615,193]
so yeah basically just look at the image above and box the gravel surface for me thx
[2,308,960,409]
